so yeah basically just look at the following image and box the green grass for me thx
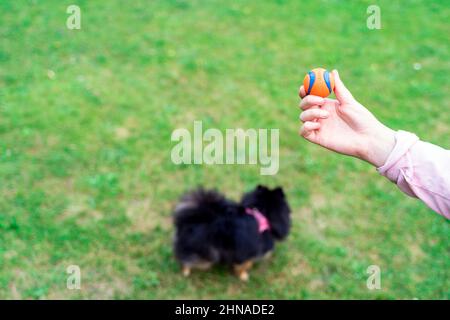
[0,0,449,299]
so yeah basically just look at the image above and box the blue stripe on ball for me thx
[324,70,332,93]
[307,71,315,95]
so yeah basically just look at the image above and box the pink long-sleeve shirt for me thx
[377,130,450,219]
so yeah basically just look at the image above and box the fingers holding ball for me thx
[298,85,306,98]
[299,95,325,110]
[299,109,329,122]
[300,121,321,137]
[298,67,334,138]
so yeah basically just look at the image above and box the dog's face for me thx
[241,185,291,240]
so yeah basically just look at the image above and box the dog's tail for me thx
[173,188,230,226]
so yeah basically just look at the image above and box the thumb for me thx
[333,70,355,104]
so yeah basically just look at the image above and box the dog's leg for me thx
[263,251,273,260]
[196,261,213,270]
[182,264,191,277]
[233,260,253,282]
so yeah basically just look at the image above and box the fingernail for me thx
[320,111,329,118]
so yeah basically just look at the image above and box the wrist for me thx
[362,125,396,167]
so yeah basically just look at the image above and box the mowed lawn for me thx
[0,0,449,299]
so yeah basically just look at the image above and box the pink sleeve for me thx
[377,130,450,219]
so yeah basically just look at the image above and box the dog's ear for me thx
[257,185,264,190]
[274,187,285,197]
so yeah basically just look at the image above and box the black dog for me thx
[173,185,291,281]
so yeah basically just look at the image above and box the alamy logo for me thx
[171,121,279,175]
[366,5,381,30]
[66,265,81,290]
[366,265,381,290]
[66,5,81,30]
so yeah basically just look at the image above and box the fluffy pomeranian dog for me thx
[173,185,291,281]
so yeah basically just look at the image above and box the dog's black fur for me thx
[173,185,291,276]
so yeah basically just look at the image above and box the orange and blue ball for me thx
[303,68,335,98]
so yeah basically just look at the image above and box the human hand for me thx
[298,70,396,167]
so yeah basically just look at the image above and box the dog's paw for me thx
[239,271,249,282]
[182,266,191,277]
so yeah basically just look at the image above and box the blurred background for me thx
[0,0,448,299]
